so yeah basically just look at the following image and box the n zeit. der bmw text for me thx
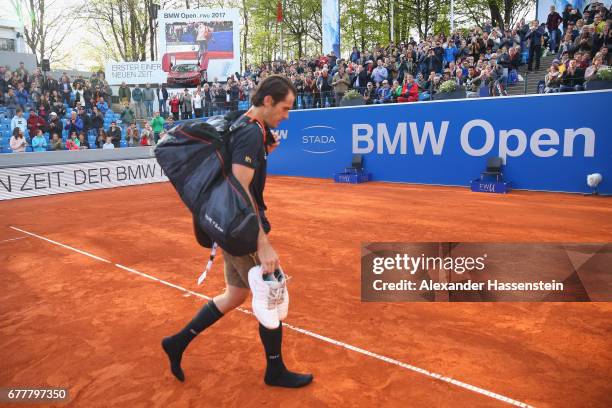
[0,163,162,193]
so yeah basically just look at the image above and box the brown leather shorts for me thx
[223,251,259,288]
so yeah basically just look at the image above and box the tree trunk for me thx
[488,0,504,31]
[242,0,248,71]
[38,0,46,64]
[129,2,138,61]
[360,0,366,51]
[147,1,155,61]
[503,0,513,29]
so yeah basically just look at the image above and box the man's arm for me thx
[232,163,279,273]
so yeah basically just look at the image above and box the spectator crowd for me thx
[0,2,610,153]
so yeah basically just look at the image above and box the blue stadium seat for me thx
[1,146,12,153]
[479,85,489,97]
[25,145,33,152]
[521,50,529,64]
[120,139,128,148]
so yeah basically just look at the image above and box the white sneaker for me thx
[274,268,289,321]
[248,266,281,329]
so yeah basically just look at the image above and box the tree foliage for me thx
[11,0,74,65]
[74,0,535,69]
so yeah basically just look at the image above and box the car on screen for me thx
[167,61,206,87]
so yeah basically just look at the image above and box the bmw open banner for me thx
[268,91,612,195]
[158,8,241,85]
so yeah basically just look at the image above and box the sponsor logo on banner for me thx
[266,92,611,194]
[0,158,168,201]
[106,61,168,86]
[352,119,595,161]
[300,125,337,154]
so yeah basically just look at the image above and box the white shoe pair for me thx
[248,266,289,329]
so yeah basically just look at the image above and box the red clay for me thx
[1,177,611,407]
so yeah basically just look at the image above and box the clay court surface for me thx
[1,177,611,407]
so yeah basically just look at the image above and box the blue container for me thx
[333,172,372,184]
[470,179,511,194]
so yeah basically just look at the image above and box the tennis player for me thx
[162,75,313,388]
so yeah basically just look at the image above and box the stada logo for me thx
[300,125,337,154]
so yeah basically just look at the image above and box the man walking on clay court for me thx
[161,75,313,388]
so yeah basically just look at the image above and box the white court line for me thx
[9,226,111,264]
[0,236,28,244]
[9,225,533,408]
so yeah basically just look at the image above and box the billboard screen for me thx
[158,8,240,86]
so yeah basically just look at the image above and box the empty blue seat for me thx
[479,85,489,97]
[120,139,128,148]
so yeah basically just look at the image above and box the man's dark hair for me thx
[251,75,296,107]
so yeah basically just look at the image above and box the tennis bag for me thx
[154,113,259,256]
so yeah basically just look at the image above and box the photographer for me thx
[526,20,545,71]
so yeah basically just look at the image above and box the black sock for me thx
[258,323,313,388]
[162,300,223,382]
